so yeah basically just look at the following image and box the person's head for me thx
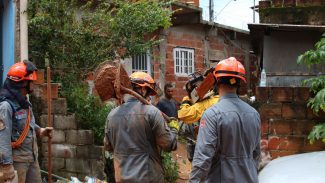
[6,60,38,95]
[164,83,174,99]
[213,57,246,96]
[130,72,157,99]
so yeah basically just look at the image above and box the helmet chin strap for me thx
[25,81,33,94]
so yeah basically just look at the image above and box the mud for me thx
[94,61,131,101]
[172,142,192,183]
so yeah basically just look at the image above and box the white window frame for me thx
[131,52,151,75]
[173,47,195,76]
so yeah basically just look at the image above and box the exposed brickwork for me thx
[256,87,270,102]
[257,86,325,160]
[152,27,254,101]
[270,87,294,102]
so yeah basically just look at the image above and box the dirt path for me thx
[172,142,192,183]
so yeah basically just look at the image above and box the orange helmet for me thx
[213,57,246,83]
[7,61,37,82]
[130,72,157,96]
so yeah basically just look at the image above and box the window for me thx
[132,52,151,75]
[173,48,194,76]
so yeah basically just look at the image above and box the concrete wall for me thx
[31,72,105,181]
[256,86,325,159]
[263,31,325,86]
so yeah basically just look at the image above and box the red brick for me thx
[270,87,294,102]
[270,150,299,159]
[176,77,189,82]
[307,107,318,119]
[35,70,45,85]
[165,66,174,75]
[291,120,316,135]
[294,87,310,102]
[165,74,176,82]
[268,136,304,151]
[182,33,194,40]
[175,81,186,88]
[302,139,325,152]
[166,52,173,60]
[269,119,292,135]
[154,73,160,80]
[256,87,270,102]
[259,103,282,119]
[317,111,325,120]
[261,118,269,135]
[282,103,306,119]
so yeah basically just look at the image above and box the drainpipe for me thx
[20,0,28,61]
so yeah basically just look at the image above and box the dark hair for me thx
[216,77,241,88]
[164,83,173,92]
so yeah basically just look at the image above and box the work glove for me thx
[168,119,180,132]
[0,164,15,182]
[39,127,54,138]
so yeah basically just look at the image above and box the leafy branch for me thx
[298,32,325,144]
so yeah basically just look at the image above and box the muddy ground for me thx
[172,142,192,183]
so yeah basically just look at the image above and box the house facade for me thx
[250,0,325,159]
[122,2,258,101]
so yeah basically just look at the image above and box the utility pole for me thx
[209,0,214,22]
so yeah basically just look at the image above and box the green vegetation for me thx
[28,0,178,181]
[162,152,179,183]
[298,33,325,144]
[28,0,172,144]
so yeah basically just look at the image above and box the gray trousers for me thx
[14,161,42,183]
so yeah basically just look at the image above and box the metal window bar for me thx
[189,52,193,73]
[176,50,179,73]
[132,53,149,73]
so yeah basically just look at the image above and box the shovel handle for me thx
[120,86,172,122]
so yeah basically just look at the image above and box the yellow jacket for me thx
[178,95,220,124]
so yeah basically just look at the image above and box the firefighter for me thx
[178,91,219,125]
[0,61,53,183]
[104,71,178,183]
[178,72,220,162]
[189,57,261,183]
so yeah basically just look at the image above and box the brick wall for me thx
[153,26,255,102]
[176,0,199,6]
[256,86,325,159]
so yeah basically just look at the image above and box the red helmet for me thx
[213,57,246,83]
[7,61,37,82]
[129,72,157,96]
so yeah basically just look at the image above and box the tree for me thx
[28,1,179,182]
[28,0,173,139]
[297,33,325,144]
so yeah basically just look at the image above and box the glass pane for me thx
[184,51,189,74]
[176,50,179,73]
[132,56,135,71]
[144,54,147,72]
[189,52,193,73]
